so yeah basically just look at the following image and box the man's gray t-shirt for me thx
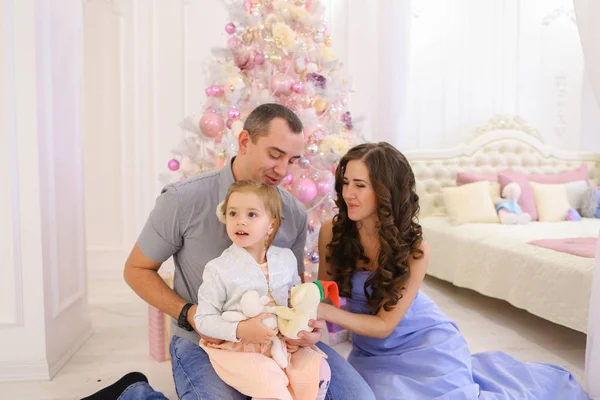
[137,159,308,344]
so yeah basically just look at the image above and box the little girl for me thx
[194,180,330,400]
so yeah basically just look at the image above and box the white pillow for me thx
[564,180,588,210]
[530,182,571,222]
[489,182,501,202]
[441,181,499,225]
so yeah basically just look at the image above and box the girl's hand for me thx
[236,313,277,344]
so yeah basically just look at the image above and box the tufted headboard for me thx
[404,117,600,218]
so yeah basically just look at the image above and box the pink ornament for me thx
[317,178,332,195]
[227,108,241,120]
[291,81,304,94]
[271,74,294,96]
[281,174,294,186]
[208,85,224,97]
[227,37,242,49]
[199,111,225,138]
[226,118,233,129]
[167,159,180,171]
[225,22,236,34]
[205,87,212,97]
[293,178,318,204]
[243,0,252,11]
[254,53,265,65]
[233,50,254,70]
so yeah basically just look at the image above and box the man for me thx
[86,104,375,400]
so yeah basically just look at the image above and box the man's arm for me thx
[124,244,193,324]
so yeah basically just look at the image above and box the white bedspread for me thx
[421,217,600,333]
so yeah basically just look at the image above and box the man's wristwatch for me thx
[177,303,195,332]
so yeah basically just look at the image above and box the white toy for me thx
[495,182,531,225]
[222,290,288,369]
[271,280,340,340]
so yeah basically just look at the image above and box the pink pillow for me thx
[498,169,538,221]
[528,165,589,184]
[456,172,498,186]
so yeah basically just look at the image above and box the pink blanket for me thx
[528,237,598,258]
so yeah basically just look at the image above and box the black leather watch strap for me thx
[177,303,195,332]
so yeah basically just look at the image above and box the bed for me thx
[404,116,600,333]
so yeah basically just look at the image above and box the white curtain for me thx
[574,0,600,396]
[324,0,412,149]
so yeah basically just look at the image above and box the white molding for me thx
[181,0,189,143]
[2,0,24,328]
[117,0,130,250]
[0,360,50,382]
[117,0,157,249]
[0,327,93,382]
[74,0,88,315]
[48,327,93,379]
[36,0,62,320]
[37,0,86,319]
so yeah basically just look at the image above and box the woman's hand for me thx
[236,313,277,344]
[317,302,331,320]
[285,319,326,347]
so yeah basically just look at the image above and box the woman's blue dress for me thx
[347,271,589,399]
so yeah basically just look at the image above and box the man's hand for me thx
[187,304,224,345]
[285,319,325,347]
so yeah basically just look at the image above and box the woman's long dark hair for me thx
[326,142,424,313]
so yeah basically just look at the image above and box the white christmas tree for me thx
[163,0,364,280]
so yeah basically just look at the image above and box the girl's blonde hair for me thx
[220,180,283,248]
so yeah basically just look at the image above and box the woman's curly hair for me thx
[326,142,424,313]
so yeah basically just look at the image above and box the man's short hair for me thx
[243,103,303,142]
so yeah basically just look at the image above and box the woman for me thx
[317,142,589,399]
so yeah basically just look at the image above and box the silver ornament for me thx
[299,158,311,168]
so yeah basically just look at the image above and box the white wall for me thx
[0,0,91,381]
[82,0,600,261]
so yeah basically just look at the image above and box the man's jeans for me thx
[118,335,375,400]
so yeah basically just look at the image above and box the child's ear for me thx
[268,220,277,235]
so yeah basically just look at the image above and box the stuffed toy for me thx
[581,184,600,218]
[567,208,583,221]
[495,182,531,224]
[222,290,288,369]
[270,280,341,340]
